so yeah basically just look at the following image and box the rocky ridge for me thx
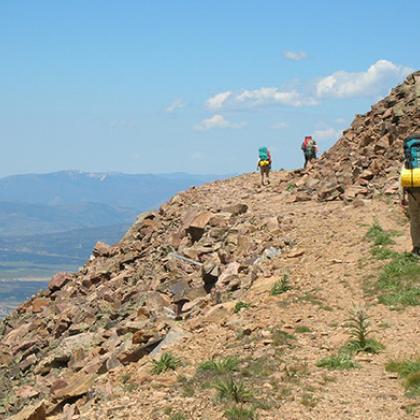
[0,72,419,419]
[291,71,420,202]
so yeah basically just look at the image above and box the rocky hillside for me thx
[292,71,420,202]
[0,73,419,420]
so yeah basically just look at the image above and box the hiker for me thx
[400,133,420,256]
[301,136,318,168]
[257,146,272,186]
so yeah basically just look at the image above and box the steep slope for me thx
[0,73,419,419]
[294,71,420,202]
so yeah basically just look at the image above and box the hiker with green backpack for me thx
[301,136,318,168]
[257,146,272,186]
[400,133,420,256]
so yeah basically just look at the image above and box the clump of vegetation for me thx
[377,252,420,307]
[163,407,187,420]
[365,221,396,246]
[316,353,358,370]
[286,183,296,192]
[271,275,291,296]
[152,353,180,375]
[224,406,256,420]
[342,307,384,354]
[295,326,311,333]
[370,246,397,260]
[272,329,296,347]
[300,392,318,408]
[386,357,420,397]
[234,301,251,313]
[364,223,419,307]
[215,378,252,403]
[241,356,277,379]
[198,357,240,374]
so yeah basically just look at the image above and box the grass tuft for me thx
[271,275,291,296]
[214,378,252,403]
[377,252,420,307]
[365,222,396,246]
[224,406,256,420]
[316,353,358,370]
[151,353,180,375]
[342,307,384,354]
[198,357,240,374]
[386,357,420,397]
[234,301,251,313]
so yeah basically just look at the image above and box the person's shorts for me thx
[260,165,270,174]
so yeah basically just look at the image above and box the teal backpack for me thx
[404,134,420,169]
[259,146,269,160]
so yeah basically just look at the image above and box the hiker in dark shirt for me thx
[301,136,318,168]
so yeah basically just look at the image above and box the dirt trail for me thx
[78,172,419,420]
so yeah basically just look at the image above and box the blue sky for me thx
[0,0,419,176]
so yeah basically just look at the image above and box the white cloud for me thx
[206,88,317,110]
[206,91,232,110]
[283,50,307,61]
[312,127,341,141]
[316,60,413,98]
[236,87,317,107]
[271,121,288,129]
[194,114,245,131]
[165,98,185,113]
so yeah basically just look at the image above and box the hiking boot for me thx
[411,247,420,257]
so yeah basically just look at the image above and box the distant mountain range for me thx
[0,170,226,279]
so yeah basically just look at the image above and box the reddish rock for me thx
[48,272,71,292]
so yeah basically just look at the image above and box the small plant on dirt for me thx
[365,221,396,246]
[370,246,397,260]
[342,307,384,354]
[152,353,180,375]
[386,357,420,397]
[224,406,256,420]
[377,252,420,307]
[234,301,251,313]
[295,326,311,333]
[316,353,358,370]
[271,274,291,296]
[215,378,252,403]
[198,356,240,374]
[300,392,318,408]
[286,183,296,192]
[169,413,186,420]
[164,408,187,420]
[272,329,296,347]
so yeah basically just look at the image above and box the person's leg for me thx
[260,167,265,185]
[407,190,420,252]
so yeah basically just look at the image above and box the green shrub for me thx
[152,353,180,375]
[386,358,420,397]
[225,406,256,420]
[343,307,384,354]
[295,326,312,333]
[198,357,240,374]
[234,301,251,313]
[271,275,291,296]
[215,378,252,403]
[377,252,420,307]
[365,222,395,246]
[316,353,358,370]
